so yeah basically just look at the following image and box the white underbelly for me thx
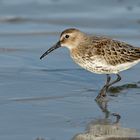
[114,59,140,73]
[71,55,113,74]
[71,55,140,74]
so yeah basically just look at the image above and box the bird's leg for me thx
[96,74,121,100]
[96,74,111,99]
[107,74,121,88]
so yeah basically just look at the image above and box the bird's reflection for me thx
[72,99,140,140]
[95,99,121,124]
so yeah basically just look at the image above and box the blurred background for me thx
[0,0,140,140]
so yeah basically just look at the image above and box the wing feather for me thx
[92,38,140,66]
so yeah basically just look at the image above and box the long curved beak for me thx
[40,41,61,59]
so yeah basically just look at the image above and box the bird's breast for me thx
[70,50,114,74]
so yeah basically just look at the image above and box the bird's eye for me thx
[65,35,69,39]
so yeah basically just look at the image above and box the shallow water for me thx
[0,0,140,140]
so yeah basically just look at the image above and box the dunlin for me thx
[40,28,140,99]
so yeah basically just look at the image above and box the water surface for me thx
[0,0,140,140]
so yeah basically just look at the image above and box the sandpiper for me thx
[40,28,140,99]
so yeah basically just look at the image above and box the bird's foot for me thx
[95,94,107,102]
[95,84,109,101]
[95,90,108,102]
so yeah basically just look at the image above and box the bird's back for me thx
[90,37,140,66]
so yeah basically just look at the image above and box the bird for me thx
[40,28,140,100]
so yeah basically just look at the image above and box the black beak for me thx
[40,41,61,59]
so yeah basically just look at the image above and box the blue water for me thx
[0,0,140,140]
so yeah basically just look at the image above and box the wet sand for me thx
[0,0,140,140]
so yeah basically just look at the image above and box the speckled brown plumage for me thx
[78,36,140,66]
[69,33,140,74]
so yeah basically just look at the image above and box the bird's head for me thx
[40,28,85,59]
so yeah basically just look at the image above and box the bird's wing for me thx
[92,38,140,66]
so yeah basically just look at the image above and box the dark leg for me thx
[96,74,121,100]
[96,74,111,99]
[107,74,121,87]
